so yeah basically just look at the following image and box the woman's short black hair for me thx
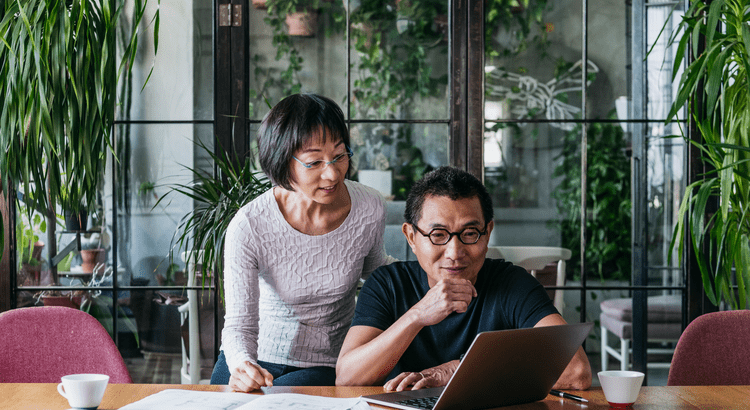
[404,166,494,227]
[258,93,350,190]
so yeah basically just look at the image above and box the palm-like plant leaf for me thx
[667,0,750,309]
[0,0,158,259]
[155,141,272,300]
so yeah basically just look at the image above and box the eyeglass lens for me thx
[295,146,352,169]
[424,228,484,245]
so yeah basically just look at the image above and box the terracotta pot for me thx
[252,0,267,8]
[31,241,45,261]
[434,14,448,42]
[19,263,41,286]
[285,11,318,36]
[80,249,106,273]
[41,295,82,309]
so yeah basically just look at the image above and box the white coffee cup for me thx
[57,374,109,410]
[598,370,645,407]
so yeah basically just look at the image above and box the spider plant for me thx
[667,0,750,309]
[156,140,272,300]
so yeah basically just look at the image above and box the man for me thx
[336,166,591,391]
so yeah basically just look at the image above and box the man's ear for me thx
[486,220,494,238]
[402,222,417,252]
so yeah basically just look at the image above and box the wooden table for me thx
[1,383,749,409]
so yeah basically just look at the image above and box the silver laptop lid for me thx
[362,322,593,410]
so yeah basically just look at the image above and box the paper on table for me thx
[236,393,371,410]
[118,389,371,410]
[118,389,258,410]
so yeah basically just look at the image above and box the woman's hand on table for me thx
[229,361,274,392]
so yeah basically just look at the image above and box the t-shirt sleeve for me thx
[351,267,397,331]
[496,262,559,329]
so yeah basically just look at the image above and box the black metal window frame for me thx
[5,0,713,385]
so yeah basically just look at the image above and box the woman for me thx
[212,93,394,391]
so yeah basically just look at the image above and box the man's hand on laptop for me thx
[409,279,477,327]
[384,360,461,392]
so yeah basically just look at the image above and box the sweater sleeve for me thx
[221,207,260,372]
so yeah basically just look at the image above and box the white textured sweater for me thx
[221,180,394,371]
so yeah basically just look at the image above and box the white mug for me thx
[57,374,109,410]
[598,370,644,407]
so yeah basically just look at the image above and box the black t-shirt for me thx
[352,259,558,380]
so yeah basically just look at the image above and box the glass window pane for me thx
[246,1,450,121]
[646,130,685,287]
[351,123,449,200]
[644,2,686,289]
[126,287,219,382]
[582,121,632,286]
[485,0,584,124]
[483,122,573,247]
[646,2,686,122]
[595,289,683,386]
[247,1,349,120]
[119,0,214,121]
[110,123,210,288]
[349,0,450,120]
[128,289,184,383]
[587,0,630,121]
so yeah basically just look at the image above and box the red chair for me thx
[0,306,132,383]
[667,310,750,386]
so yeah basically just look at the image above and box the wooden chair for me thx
[0,306,132,383]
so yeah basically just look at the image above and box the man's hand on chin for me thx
[411,278,477,327]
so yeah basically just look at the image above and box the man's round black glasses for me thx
[412,224,488,245]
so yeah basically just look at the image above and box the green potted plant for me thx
[156,141,272,300]
[484,0,551,59]
[248,0,344,116]
[34,266,140,345]
[266,0,338,36]
[666,0,750,310]
[0,0,159,263]
[349,0,447,119]
[16,210,46,286]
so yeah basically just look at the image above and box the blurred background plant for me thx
[551,111,632,282]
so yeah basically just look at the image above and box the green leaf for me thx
[704,0,724,48]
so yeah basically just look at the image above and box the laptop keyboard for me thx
[398,395,438,409]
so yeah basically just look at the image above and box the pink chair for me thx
[667,310,750,386]
[0,306,132,383]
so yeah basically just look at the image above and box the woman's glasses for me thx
[293,146,353,170]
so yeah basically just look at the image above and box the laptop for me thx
[361,322,593,410]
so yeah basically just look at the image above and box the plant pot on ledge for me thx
[80,249,106,273]
[40,293,83,309]
[64,211,88,231]
[285,10,318,36]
